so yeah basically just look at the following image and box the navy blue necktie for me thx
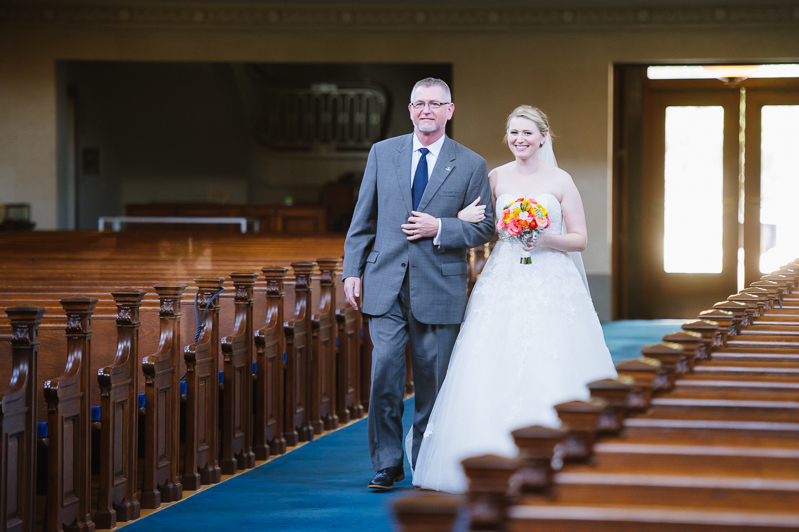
[412,147,429,210]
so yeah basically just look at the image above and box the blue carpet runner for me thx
[121,320,685,532]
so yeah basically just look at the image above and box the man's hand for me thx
[401,211,439,241]
[344,276,361,311]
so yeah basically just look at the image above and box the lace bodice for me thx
[495,192,562,234]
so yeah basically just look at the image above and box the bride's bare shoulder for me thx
[488,162,513,186]
[489,162,513,176]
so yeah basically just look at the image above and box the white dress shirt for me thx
[411,133,446,244]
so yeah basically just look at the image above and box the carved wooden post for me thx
[750,280,780,309]
[510,425,568,493]
[359,315,372,415]
[712,300,747,334]
[462,454,523,531]
[220,272,258,475]
[681,320,719,361]
[727,293,759,323]
[640,343,685,389]
[615,357,662,410]
[335,302,363,423]
[553,398,607,463]
[762,273,790,297]
[698,309,733,347]
[254,266,288,459]
[183,277,224,489]
[1,305,44,532]
[285,262,315,444]
[662,331,702,373]
[740,286,770,313]
[141,284,186,509]
[311,258,340,433]
[587,377,635,433]
[391,492,462,532]
[44,297,97,532]
[96,289,146,529]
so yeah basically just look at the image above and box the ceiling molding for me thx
[1,3,798,31]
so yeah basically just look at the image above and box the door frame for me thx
[639,79,740,318]
[742,79,799,285]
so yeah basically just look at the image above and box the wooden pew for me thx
[0,231,390,531]
[183,278,224,489]
[95,289,146,529]
[310,259,340,434]
[336,304,363,423]
[141,284,186,509]
[220,272,258,475]
[0,305,44,532]
[253,267,288,459]
[284,263,315,446]
[44,297,97,532]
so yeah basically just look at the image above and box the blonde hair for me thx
[503,105,551,143]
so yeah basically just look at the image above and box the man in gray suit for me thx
[342,78,495,490]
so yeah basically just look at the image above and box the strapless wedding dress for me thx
[410,193,617,493]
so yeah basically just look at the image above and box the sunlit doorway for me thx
[613,64,799,318]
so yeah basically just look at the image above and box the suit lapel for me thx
[392,134,413,213]
[417,137,456,212]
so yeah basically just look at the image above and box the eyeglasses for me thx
[411,101,451,110]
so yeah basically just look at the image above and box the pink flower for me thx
[536,216,550,229]
[497,219,507,230]
[507,219,522,236]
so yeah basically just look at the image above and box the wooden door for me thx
[640,81,740,318]
[742,80,799,285]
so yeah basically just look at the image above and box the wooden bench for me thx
[0,232,381,531]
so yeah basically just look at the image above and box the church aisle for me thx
[118,321,673,532]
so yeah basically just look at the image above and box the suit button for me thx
[401,263,406,267]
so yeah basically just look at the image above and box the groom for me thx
[342,77,494,490]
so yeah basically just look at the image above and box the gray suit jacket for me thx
[342,134,495,324]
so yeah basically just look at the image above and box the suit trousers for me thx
[367,271,460,471]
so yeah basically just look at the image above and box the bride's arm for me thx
[457,197,486,223]
[456,168,499,224]
[524,172,587,252]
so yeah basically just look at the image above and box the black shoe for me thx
[368,466,405,490]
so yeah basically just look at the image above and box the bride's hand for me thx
[457,197,486,223]
[522,232,547,251]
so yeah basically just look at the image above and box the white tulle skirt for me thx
[409,241,617,493]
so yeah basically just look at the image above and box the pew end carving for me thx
[1,305,45,532]
[284,262,316,445]
[220,272,258,475]
[141,284,186,509]
[391,492,462,532]
[254,266,288,459]
[43,297,98,532]
[311,258,341,434]
[95,289,146,529]
[183,277,225,489]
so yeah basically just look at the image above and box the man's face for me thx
[408,85,454,134]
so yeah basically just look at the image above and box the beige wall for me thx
[2,6,798,283]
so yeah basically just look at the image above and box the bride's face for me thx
[507,117,545,161]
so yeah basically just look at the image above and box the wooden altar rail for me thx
[0,259,371,532]
[393,260,799,532]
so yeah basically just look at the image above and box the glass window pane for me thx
[663,106,725,273]
[760,105,799,273]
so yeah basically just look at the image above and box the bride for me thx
[409,105,617,493]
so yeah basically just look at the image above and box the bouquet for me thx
[496,198,550,264]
